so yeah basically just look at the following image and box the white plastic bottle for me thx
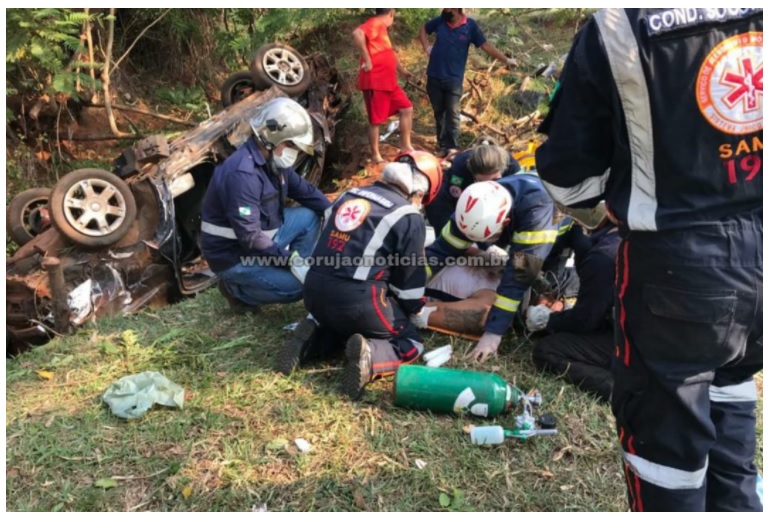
[470,426,505,445]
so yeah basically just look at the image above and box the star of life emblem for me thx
[696,32,763,135]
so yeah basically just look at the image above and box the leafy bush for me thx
[6,8,99,99]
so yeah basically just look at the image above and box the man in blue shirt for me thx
[419,9,517,156]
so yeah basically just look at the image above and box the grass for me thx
[7,289,763,511]
[5,9,763,511]
[6,289,623,511]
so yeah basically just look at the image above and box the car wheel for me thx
[7,187,52,245]
[250,43,312,97]
[49,168,137,248]
[220,70,262,108]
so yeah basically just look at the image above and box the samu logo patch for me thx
[696,32,763,135]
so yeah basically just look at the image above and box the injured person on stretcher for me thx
[423,208,620,402]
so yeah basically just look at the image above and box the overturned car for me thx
[6,49,348,353]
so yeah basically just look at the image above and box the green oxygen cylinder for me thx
[393,365,518,417]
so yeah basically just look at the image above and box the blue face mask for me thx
[274,146,299,168]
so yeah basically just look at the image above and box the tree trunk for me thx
[84,8,98,104]
[101,8,125,136]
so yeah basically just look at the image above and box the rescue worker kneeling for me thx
[275,152,442,400]
[529,211,621,401]
[200,98,331,313]
[425,175,556,361]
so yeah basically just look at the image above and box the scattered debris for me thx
[414,459,427,470]
[379,120,399,141]
[294,438,312,454]
[422,344,453,368]
[251,503,268,512]
[102,371,185,419]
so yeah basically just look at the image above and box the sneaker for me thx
[342,334,373,400]
[217,280,261,315]
[274,318,318,376]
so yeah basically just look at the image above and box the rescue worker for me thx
[530,213,621,400]
[425,143,520,234]
[275,152,442,400]
[426,175,556,361]
[536,8,762,511]
[201,97,331,313]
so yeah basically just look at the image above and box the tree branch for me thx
[91,103,197,127]
[111,8,172,75]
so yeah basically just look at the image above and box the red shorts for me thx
[362,88,412,125]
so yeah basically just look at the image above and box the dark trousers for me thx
[613,212,762,511]
[304,272,422,377]
[426,77,463,150]
[532,330,614,400]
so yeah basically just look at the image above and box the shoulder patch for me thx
[449,185,462,198]
[335,198,372,232]
[696,31,762,135]
[450,175,464,186]
[238,206,252,217]
[349,187,395,208]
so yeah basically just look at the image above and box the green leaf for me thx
[265,438,289,451]
[100,341,120,355]
[451,488,465,508]
[49,355,74,368]
[439,493,451,508]
[94,478,117,489]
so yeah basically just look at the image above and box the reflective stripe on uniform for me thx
[441,221,472,250]
[557,221,573,235]
[202,221,237,239]
[352,205,420,281]
[512,229,558,245]
[542,169,610,207]
[709,380,758,403]
[595,8,658,231]
[493,294,520,312]
[389,284,425,300]
[623,452,708,490]
[201,221,278,240]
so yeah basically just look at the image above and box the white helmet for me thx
[249,97,314,155]
[455,181,513,242]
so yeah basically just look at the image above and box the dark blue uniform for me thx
[426,173,555,336]
[545,224,619,334]
[304,182,427,377]
[201,138,330,273]
[537,8,762,511]
[532,224,621,401]
[425,149,520,234]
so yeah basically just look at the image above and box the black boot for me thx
[342,334,373,400]
[274,318,319,376]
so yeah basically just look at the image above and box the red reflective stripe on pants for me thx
[617,241,631,366]
[371,285,398,336]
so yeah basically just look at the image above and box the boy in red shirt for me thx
[352,9,414,163]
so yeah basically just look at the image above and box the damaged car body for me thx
[6,52,348,354]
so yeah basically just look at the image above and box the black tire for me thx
[6,187,52,245]
[250,43,312,97]
[49,168,137,248]
[220,70,261,108]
